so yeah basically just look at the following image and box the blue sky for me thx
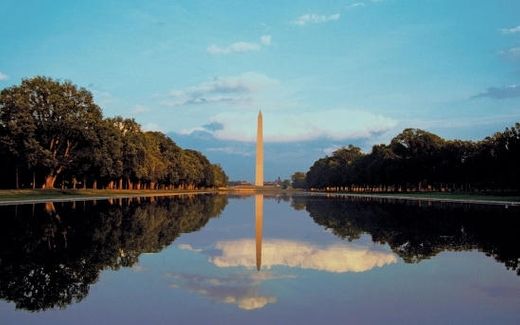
[1,0,520,180]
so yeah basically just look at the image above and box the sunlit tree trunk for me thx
[44,175,57,189]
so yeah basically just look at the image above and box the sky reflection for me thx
[170,194,398,311]
[2,195,519,323]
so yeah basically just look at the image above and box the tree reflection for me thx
[292,196,520,274]
[0,194,227,311]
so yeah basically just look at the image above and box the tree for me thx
[306,145,364,189]
[211,164,228,188]
[0,76,226,190]
[70,119,124,189]
[142,132,168,189]
[291,172,307,188]
[0,77,103,188]
[281,179,291,189]
[110,117,147,189]
[390,128,444,189]
[301,123,520,192]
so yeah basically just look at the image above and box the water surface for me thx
[0,194,519,324]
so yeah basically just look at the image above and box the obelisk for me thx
[255,111,263,187]
[255,194,263,271]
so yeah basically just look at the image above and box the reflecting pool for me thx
[0,194,519,324]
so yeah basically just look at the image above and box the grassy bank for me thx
[311,191,520,205]
[0,189,216,204]
[2,188,519,206]
[373,192,520,202]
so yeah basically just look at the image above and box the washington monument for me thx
[255,110,263,186]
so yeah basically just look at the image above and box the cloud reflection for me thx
[168,273,282,310]
[172,239,396,310]
[211,239,397,273]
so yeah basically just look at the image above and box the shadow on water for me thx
[291,195,520,275]
[0,194,228,312]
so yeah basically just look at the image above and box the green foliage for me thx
[291,172,307,188]
[280,179,291,189]
[0,76,227,189]
[0,77,103,188]
[304,124,520,192]
[211,164,229,187]
[306,145,364,189]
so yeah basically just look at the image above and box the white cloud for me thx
[211,239,397,273]
[131,264,147,272]
[200,109,397,143]
[346,2,366,9]
[323,145,342,156]
[501,46,520,59]
[501,25,520,34]
[142,122,163,132]
[0,72,8,81]
[208,42,260,55]
[162,72,278,107]
[178,126,209,134]
[207,146,253,157]
[207,35,272,55]
[344,0,385,10]
[177,243,203,252]
[132,104,150,115]
[260,35,271,46]
[90,88,116,108]
[473,84,520,99]
[292,13,340,26]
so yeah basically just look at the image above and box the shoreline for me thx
[1,188,519,207]
[302,191,520,207]
[222,187,520,206]
[0,189,217,206]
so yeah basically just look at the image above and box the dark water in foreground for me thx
[0,194,519,324]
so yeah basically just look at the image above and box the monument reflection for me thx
[255,194,263,271]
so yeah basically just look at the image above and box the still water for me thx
[0,194,519,324]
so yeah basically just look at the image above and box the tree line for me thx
[293,124,520,192]
[0,76,228,190]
